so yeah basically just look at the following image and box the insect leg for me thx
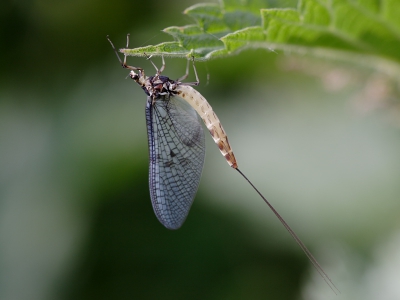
[179,56,200,87]
[145,53,165,77]
[176,59,190,82]
[106,34,143,73]
[124,33,130,66]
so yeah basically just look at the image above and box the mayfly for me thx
[107,34,338,293]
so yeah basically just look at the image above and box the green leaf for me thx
[120,0,400,77]
[121,0,264,61]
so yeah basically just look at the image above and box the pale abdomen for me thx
[176,85,238,169]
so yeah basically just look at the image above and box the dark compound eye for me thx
[130,72,139,80]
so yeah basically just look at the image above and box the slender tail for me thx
[235,168,339,294]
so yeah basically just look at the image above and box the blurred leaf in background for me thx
[1,0,400,300]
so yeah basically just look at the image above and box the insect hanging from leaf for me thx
[107,34,339,294]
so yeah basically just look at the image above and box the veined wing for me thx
[146,93,205,229]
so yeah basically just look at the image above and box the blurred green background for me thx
[2,0,400,299]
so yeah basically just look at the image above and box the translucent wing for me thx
[146,93,205,229]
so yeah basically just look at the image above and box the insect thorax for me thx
[129,70,178,100]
